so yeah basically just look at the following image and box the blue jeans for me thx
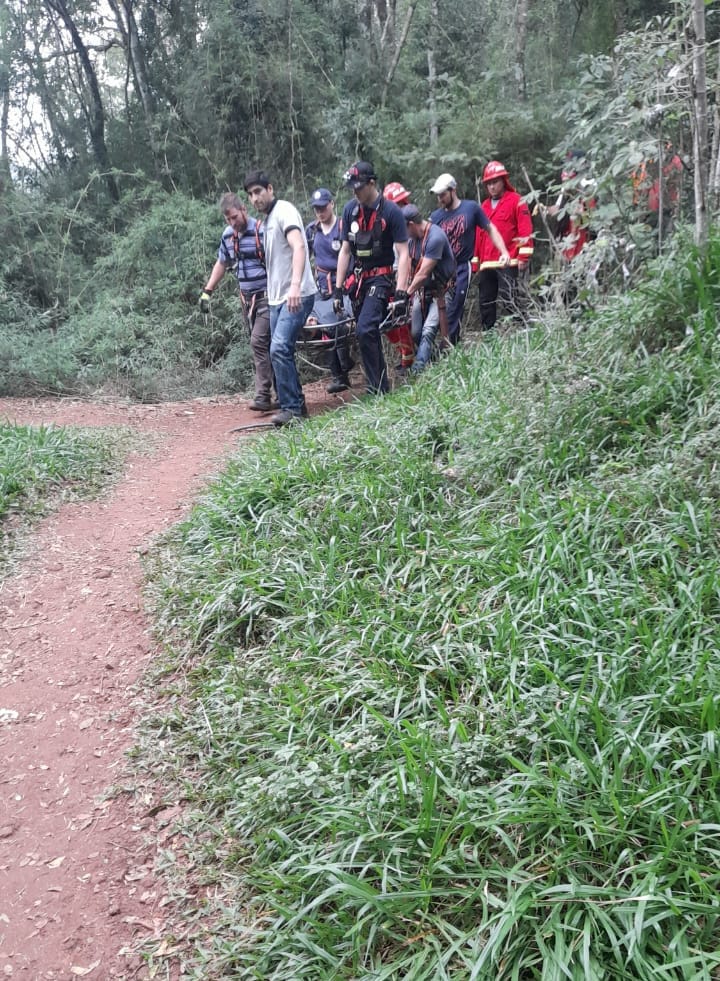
[269,295,315,415]
[411,294,440,371]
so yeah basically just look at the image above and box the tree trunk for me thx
[43,0,119,201]
[689,0,709,247]
[28,29,70,166]
[427,0,438,145]
[613,0,627,35]
[107,0,155,119]
[380,0,417,107]
[515,0,530,101]
[0,60,8,173]
[0,6,10,184]
[710,28,720,213]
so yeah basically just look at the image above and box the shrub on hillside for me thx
[593,230,720,353]
[1,189,256,399]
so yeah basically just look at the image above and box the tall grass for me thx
[141,237,720,978]
[0,423,128,567]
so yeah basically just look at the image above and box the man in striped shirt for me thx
[200,192,276,411]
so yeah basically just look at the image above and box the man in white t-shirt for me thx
[244,170,316,426]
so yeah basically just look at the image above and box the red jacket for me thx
[558,196,595,261]
[474,190,534,269]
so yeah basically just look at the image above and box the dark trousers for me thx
[445,260,470,345]
[355,284,390,395]
[478,267,519,330]
[311,295,354,380]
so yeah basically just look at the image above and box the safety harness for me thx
[232,222,264,264]
[347,197,393,285]
[233,222,266,308]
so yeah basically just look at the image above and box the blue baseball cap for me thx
[311,187,333,208]
[402,204,422,223]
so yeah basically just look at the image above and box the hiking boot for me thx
[271,409,302,427]
[339,355,356,375]
[248,396,280,412]
[326,377,350,394]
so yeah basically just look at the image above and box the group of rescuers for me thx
[199,160,536,427]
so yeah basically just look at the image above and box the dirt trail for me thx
[0,387,331,979]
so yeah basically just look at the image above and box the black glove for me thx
[198,289,212,314]
[332,287,344,316]
[393,289,409,319]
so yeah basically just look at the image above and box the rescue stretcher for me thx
[295,301,413,385]
[296,303,407,343]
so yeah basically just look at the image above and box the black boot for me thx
[327,376,350,394]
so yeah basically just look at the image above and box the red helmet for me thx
[383,181,411,206]
[482,160,509,183]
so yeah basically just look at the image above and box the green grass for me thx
[0,422,129,570]
[138,238,720,978]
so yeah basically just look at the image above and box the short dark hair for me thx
[218,192,245,215]
[243,170,271,191]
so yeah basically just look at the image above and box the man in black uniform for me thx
[334,161,410,396]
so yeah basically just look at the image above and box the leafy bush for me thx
[0,188,255,399]
[591,231,720,353]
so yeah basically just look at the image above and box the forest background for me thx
[0,0,717,400]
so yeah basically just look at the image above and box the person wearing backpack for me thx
[333,161,410,396]
[305,188,355,394]
[199,192,277,412]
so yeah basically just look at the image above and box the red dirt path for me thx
[0,386,333,979]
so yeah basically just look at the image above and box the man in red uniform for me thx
[549,150,596,262]
[474,160,534,330]
[632,144,683,235]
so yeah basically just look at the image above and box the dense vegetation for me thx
[136,233,720,978]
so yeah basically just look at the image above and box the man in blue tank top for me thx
[305,188,355,394]
[199,192,276,411]
[429,173,510,345]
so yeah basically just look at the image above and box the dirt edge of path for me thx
[0,384,340,979]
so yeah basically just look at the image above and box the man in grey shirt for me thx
[244,170,316,426]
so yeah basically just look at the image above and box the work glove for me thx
[198,289,212,314]
[393,289,409,319]
[332,286,344,316]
